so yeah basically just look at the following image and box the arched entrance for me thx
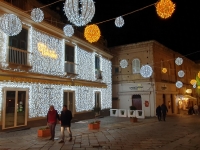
[132,95,142,110]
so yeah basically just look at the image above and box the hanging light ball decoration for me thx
[140,65,153,78]
[198,86,200,89]
[156,0,175,19]
[176,81,183,88]
[63,0,95,27]
[193,84,196,88]
[178,70,185,78]
[0,14,22,36]
[115,16,124,28]
[190,79,197,85]
[162,68,167,73]
[175,57,183,66]
[84,24,101,43]
[63,24,74,37]
[120,59,128,68]
[31,8,44,23]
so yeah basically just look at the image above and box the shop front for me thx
[176,95,197,115]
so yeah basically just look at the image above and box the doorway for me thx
[63,91,74,116]
[3,89,28,129]
[95,92,101,115]
[132,95,142,110]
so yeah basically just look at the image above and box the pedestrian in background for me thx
[47,105,60,141]
[59,105,73,143]
[161,103,168,121]
[156,105,162,121]
[193,104,198,115]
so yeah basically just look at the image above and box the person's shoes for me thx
[68,138,72,142]
[59,140,64,143]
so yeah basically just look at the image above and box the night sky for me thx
[38,0,200,61]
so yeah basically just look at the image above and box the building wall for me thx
[111,40,200,117]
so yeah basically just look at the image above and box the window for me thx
[8,28,28,65]
[95,56,100,70]
[115,67,119,73]
[65,44,75,73]
[65,45,74,62]
[95,56,102,79]
[132,58,140,73]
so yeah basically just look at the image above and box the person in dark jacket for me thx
[156,105,162,121]
[47,105,60,141]
[161,103,168,121]
[59,105,73,143]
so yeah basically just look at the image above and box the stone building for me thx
[0,0,112,130]
[111,40,199,117]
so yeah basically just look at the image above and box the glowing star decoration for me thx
[190,79,197,85]
[178,70,185,78]
[37,42,58,59]
[115,16,124,28]
[63,0,95,27]
[84,24,101,43]
[175,57,183,66]
[156,0,175,19]
[176,81,183,88]
[162,68,167,73]
[63,24,74,37]
[0,14,22,36]
[140,65,153,78]
[31,8,44,23]
[120,59,128,68]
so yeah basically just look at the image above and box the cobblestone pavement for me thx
[0,115,200,150]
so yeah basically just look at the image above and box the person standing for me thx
[193,104,198,115]
[47,105,60,141]
[156,105,162,121]
[59,105,73,143]
[161,103,168,121]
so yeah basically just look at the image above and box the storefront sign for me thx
[129,84,143,90]
[37,42,58,59]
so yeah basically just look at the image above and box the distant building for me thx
[111,40,200,117]
[0,0,112,130]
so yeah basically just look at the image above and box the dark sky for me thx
[38,0,200,61]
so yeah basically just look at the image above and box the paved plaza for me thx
[0,115,200,150]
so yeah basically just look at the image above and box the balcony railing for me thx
[95,69,103,80]
[65,61,77,74]
[9,47,30,66]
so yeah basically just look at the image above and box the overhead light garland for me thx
[140,65,153,78]
[175,57,183,66]
[0,14,22,36]
[120,59,128,68]
[156,0,175,19]
[176,81,183,88]
[162,68,167,73]
[63,0,95,27]
[178,70,185,78]
[63,24,74,37]
[115,16,124,28]
[84,24,101,43]
[31,8,44,23]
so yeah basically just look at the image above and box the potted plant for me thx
[88,121,100,130]
[88,106,101,130]
[38,126,50,137]
[121,110,125,115]
[112,109,116,115]
[129,106,137,122]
